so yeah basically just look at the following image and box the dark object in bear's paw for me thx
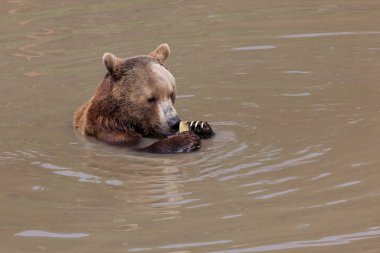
[142,131,201,153]
[181,121,215,139]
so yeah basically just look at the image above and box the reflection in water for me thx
[113,224,139,232]
[25,28,55,40]
[15,230,89,238]
[127,240,233,252]
[334,181,361,188]
[282,71,312,74]
[34,161,102,183]
[240,176,299,187]
[105,179,123,186]
[348,118,364,124]
[187,203,213,209]
[8,8,22,15]
[217,148,330,182]
[281,92,311,97]
[221,214,243,219]
[232,45,276,51]
[128,248,152,252]
[152,198,199,207]
[12,44,44,61]
[279,31,380,38]
[208,228,380,253]
[255,188,299,200]
[158,240,233,249]
[247,189,267,195]
[32,185,47,191]
[54,170,101,183]
[23,70,44,77]
[310,199,348,208]
[311,172,331,181]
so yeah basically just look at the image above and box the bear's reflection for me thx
[77,139,196,218]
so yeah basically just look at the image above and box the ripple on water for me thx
[186,203,213,209]
[310,199,348,208]
[30,161,124,186]
[152,198,200,207]
[218,148,329,182]
[334,181,361,188]
[15,230,88,238]
[208,228,380,253]
[221,214,243,219]
[232,45,276,51]
[128,248,152,252]
[281,93,311,97]
[279,31,380,38]
[282,71,312,74]
[240,176,299,187]
[128,240,233,252]
[32,185,47,191]
[105,179,123,186]
[310,172,332,181]
[247,189,267,195]
[158,240,233,249]
[37,162,101,183]
[255,188,299,200]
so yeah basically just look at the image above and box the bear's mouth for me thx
[171,121,180,132]
[133,121,179,138]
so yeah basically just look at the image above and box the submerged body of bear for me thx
[73,44,212,153]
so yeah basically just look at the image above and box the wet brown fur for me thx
[73,44,201,152]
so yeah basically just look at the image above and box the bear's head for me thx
[96,44,180,138]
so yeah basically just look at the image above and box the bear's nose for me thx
[168,116,181,131]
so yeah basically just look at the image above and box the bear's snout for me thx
[164,105,180,131]
[168,115,181,131]
[158,100,180,133]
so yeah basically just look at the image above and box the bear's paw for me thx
[180,121,215,139]
[142,131,201,153]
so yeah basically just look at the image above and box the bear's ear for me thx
[102,52,121,74]
[149,43,170,65]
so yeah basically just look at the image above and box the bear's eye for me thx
[147,96,157,103]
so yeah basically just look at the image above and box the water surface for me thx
[1,0,380,252]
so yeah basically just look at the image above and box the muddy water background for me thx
[1,0,380,252]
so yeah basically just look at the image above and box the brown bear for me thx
[73,44,212,153]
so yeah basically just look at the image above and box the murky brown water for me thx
[1,0,380,252]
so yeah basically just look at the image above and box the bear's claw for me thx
[185,121,215,139]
